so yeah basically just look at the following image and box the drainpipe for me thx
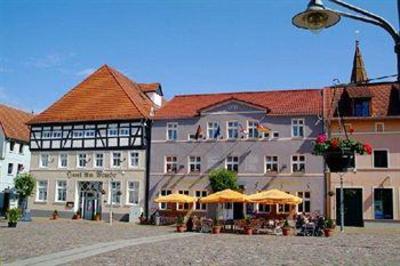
[144,120,152,219]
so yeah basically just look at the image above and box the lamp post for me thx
[292,0,400,81]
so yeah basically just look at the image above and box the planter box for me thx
[325,151,354,173]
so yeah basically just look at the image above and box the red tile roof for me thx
[323,82,399,119]
[28,65,154,125]
[154,89,322,120]
[0,104,34,142]
[138,83,161,93]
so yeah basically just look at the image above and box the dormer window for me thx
[167,123,178,141]
[353,98,370,117]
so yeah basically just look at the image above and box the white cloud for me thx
[76,68,96,77]
[24,52,76,69]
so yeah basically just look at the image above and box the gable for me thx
[200,99,267,114]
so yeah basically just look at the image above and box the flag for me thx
[213,125,221,139]
[256,123,270,133]
[239,123,248,135]
[194,125,203,140]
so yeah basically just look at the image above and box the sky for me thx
[0,0,398,113]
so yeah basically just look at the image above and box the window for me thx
[272,131,280,139]
[59,153,68,168]
[258,204,271,213]
[42,131,52,139]
[52,131,62,138]
[10,141,15,152]
[226,156,239,172]
[17,164,24,174]
[72,130,84,138]
[167,123,178,141]
[130,152,139,168]
[297,192,311,213]
[278,204,290,213]
[7,163,13,175]
[292,155,305,173]
[77,153,87,168]
[37,180,48,202]
[177,190,190,210]
[189,156,201,173]
[227,121,239,139]
[40,154,49,168]
[265,156,279,172]
[119,128,129,136]
[292,118,305,138]
[247,121,259,139]
[19,144,24,154]
[85,130,95,138]
[375,123,385,133]
[110,181,121,204]
[354,99,370,117]
[165,156,177,173]
[55,180,67,202]
[373,150,388,168]
[127,181,139,204]
[207,122,220,139]
[159,190,172,210]
[195,190,207,210]
[112,152,122,167]
[108,127,118,137]
[94,153,104,168]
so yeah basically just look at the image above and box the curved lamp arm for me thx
[329,0,399,42]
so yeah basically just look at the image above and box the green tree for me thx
[14,173,36,220]
[208,168,239,192]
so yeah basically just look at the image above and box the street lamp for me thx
[292,0,400,81]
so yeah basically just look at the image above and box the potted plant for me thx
[176,216,186,232]
[324,218,336,237]
[243,216,253,235]
[72,210,81,220]
[212,217,222,234]
[7,208,21,228]
[282,219,292,236]
[51,210,59,220]
[313,133,372,172]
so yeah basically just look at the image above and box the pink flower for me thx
[316,133,327,144]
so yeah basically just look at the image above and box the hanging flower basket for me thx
[313,133,372,173]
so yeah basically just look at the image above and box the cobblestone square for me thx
[1,218,400,266]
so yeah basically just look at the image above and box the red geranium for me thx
[331,138,340,149]
[363,143,372,155]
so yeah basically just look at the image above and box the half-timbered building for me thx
[27,65,161,221]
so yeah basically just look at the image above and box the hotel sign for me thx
[66,171,117,179]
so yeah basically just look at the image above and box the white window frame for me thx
[7,163,13,175]
[72,130,84,139]
[265,155,279,173]
[112,152,122,168]
[177,190,190,210]
[207,122,219,139]
[59,153,68,168]
[375,122,385,133]
[166,122,178,141]
[297,191,311,213]
[227,121,239,139]
[109,181,121,205]
[77,153,87,168]
[119,128,129,136]
[94,153,104,168]
[159,189,172,210]
[291,118,305,138]
[108,127,118,137]
[165,156,178,173]
[188,156,201,173]
[40,153,50,168]
[42,131,52,139]
[129,151,140,168]
[272,131,280,139]
[258,203,272,213]
[291,154,306,173]
[36,180,48,202]
[84,130,95,138]
[372,149,389,169]
[195,190,208,211]
[55,180,67,202]
[52,130,62,138]
[247,121,259,139]
[226,156,239,172]
[126,181,140,205]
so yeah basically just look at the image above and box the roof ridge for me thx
[105,66,150,118]
[0,103,33,116]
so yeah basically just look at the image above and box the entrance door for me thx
[374,188,393,220]
[79,182,102,220]
[336,188,363,227]
[222,203,233,220]
[233,203,244,220]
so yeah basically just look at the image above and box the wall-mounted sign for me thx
[66,171,117,179]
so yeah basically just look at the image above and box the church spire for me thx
[350,40,368,84]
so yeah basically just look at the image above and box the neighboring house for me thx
[324,41,400,225]
[150,89,325,219]
[27,65,161,221]
[0,104,33,213]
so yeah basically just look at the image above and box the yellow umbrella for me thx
[199,189,248,203]
[247,189,302,205]
[154,193,197,204]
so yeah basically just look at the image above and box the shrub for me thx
[14,173,36,198]
[208,168,239,192]
[7,208,21,223]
